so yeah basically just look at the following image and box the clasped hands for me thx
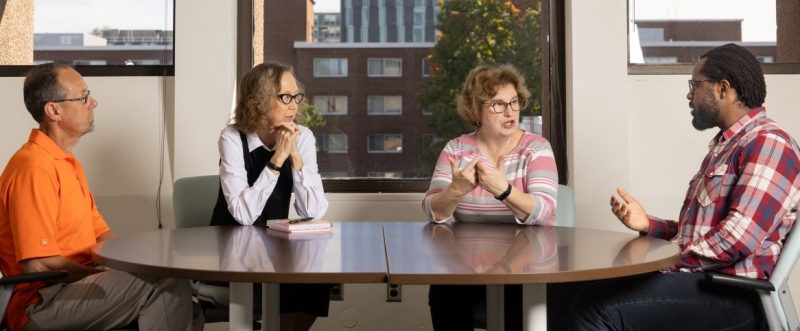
[447,154,508,198]
[270,122,302,170]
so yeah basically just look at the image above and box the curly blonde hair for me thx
[457,64,531,128]
[232,62,305,133]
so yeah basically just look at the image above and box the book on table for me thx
[266,228,333,240]
[266,217,332,233]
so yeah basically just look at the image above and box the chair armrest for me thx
[0,271,67,286]
[705,272,774,291]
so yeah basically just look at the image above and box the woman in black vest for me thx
[210,62,330,331]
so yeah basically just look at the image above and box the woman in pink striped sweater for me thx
[422,64,559,331]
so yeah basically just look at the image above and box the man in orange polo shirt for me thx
[0,62,203,330]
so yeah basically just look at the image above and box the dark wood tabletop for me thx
[383,221,681,285]
[92,222,388,284]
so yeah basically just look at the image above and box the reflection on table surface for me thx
[382,222,680,284]
[92,222,387,284]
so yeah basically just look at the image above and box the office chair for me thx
[173,175,221,229]
[706,218,800,331]
[173,175,241,324]
[555,184,576,227]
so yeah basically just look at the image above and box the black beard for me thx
[690,96,721,131]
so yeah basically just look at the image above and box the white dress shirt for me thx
[218,124,329,225]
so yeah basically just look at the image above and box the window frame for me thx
[367,58,403,77]
[316,133,349,154]
[367,133,403,154]
[367,95,403,115]
[313,95,349,115]
[626,0,800,75]
[0,1,175,77]
[313,58,349,77]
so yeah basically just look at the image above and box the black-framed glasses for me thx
[51,90,91,104]
[275,93,305,105]
[484,97,526,114]
[688,79,716,93]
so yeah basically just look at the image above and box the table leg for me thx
[229,282,253,331]
[486,284,505,331]
[262,283,280,331]
[522,283,546,331]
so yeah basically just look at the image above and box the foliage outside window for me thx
[418,0,542,165]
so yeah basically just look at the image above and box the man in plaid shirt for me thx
[551,44,800,330]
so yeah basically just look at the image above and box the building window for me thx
[422,58,431,77]
[367,96,402,115]
[422,108,432,115]
[313,96,348,115]
[368,134,403,153]
[316,133,348,154]
[628,0,799,73]
[367,58,402,77]
[313,58,348,77]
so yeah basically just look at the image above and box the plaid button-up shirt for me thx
[648,108,800,279]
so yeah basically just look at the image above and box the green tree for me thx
[418,0,541,172]
[297,104,326,129]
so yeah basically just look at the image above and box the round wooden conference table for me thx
[382,221,681,331]
[92,222,387,331]
[93,221,680,331]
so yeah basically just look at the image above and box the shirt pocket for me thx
[696,164,731,207]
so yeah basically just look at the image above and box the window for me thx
[628,0,800,73]
[256,0,553,187]
[314,96,348,115]
[316,133,348,154]
[367,96,402,115]
[368,134,403,153]
[313,58,348,77]
[1,0,174,76]
[367,58,402,77]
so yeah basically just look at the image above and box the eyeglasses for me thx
[688,79,716,93]
[51,90,91,104]
[275,93,305,105]
[484,97,526,114]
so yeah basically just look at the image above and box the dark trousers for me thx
[428,284,522,331]
[547,272,764,331]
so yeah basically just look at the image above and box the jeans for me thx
[547,272,764,331]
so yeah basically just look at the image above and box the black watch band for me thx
[494,184,512,201]
[267,161,282,172]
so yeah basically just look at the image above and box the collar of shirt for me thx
[244,131,275,153]
[709,107,767,150]
[29,128,73,162]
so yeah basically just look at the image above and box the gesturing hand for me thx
[448,156,479,197]
[476,156,508,197]
[609,187,650,233]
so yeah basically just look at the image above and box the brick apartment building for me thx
[265,0,436,178]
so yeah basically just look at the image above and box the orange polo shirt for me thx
[0,129,110,330]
